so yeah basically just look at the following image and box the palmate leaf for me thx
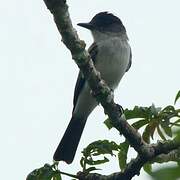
[26,164,62,180]
[124,106,151,120]
[80,140,120,168]
[82,99,179,173]
[124,104,161,120]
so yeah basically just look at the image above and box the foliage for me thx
[27,91,180,179]
[80,140,120,172]
[82,91,180,174]
[26,163,62,180]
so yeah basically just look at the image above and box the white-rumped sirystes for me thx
[53,12,132,163]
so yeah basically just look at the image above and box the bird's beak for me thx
[77,23,94,30]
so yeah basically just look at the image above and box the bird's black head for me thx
[77,12,126,33]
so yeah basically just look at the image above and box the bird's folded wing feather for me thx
[73,42,131,111]
[73,42,98,111]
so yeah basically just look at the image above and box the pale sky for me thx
[0,0,179,179]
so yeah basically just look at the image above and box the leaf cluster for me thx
[80,91,180,174]
[26,91,180,179]
[26,163,61,180]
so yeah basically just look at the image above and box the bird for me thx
[53,12,132,164]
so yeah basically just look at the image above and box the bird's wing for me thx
[88,42,98,62]
[126,47,132,72]
[73,42,98,111]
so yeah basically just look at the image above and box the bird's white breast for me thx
[95,37,131,89]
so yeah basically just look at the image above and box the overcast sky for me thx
[0,0,179,179]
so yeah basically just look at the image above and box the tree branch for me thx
[42,0,180,179]
[43,0,147,154]
[150,148,180,164]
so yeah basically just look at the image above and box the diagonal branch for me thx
[42,0,180,179]
[43,0,147,156]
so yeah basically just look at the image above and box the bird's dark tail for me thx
[53,116,87,164]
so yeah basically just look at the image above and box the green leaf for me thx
[161,121,172,137]
[162,105,175,113]
[26,164,64,180]
[85,167,100,173]
[142,128,150,143]
[53,172,62,180]
[157,125,166,140]
[124,106,151,120]
[132,119,149,129]
[104,118,113,130]
[82,140,119,156]
[118,140,129,171]
[85,157,109,165]
[26,164,57,180]
[80,157,85,168]
[174,90,180,105]
[80,140,120,168]
[143,163,152,174]
[124,105,161,120]
[142,121,157,142]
